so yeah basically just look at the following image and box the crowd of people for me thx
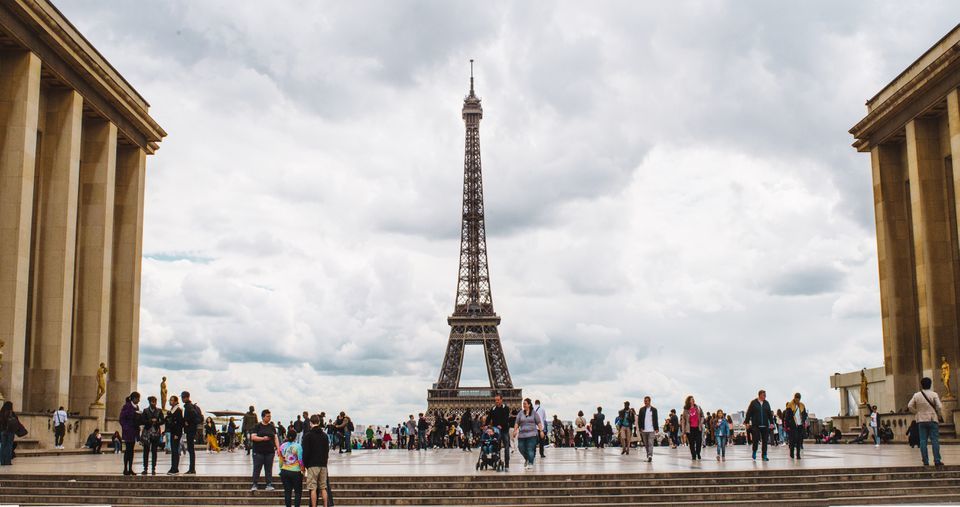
[0,377,949,506]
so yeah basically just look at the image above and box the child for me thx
[715,409,730,462]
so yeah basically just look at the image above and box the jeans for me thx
[498,428,511,467]
[185,428,197,471]
[918,421,942,465]
[341,431,351,452]
[640,431,655,458]
[54,424,65,447]
[280,468,303,506]
[0,431,13,465]
[751,427,769,458]
[518,436,538,465]
[168,435,182,473]
[716,436,727,457]
[252,452,275,487]
[688,427,702,458]
[142,439,159,471]
[417,429,426,450]
[872,427,880,445]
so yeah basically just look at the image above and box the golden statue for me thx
[94,362,108,406]
[160,376,168,410]
[941,356,954,399]
[859,368,869,406]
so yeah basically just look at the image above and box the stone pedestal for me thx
[942,397,957,416]
[88,403,105,428]
[857,403,871,426]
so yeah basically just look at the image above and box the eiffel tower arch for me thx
[426,62,522,417]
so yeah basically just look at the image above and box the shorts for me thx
[304,466,328,491]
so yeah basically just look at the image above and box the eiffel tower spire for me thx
[427,62,522,416]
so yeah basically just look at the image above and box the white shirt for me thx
[869,412,877,428]
[535,404,546,426]
[52,409,67,426]
[643,407,654,432]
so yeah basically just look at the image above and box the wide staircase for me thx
[1,466,959,505]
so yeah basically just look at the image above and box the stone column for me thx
[906,117,960,396]
[69,119,116,412]
[948,89,960,402]
[871,141,922,410]
[107,145,145,417]
[0,50,40,408]
[25,88,83,412]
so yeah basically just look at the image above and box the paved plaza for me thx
[2,444,956,477]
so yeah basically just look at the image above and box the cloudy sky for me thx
[58,1,958,425]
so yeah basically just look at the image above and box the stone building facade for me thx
[0,0,164,433]
[843,24,960,437]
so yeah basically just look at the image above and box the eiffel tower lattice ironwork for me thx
[426,62,522,416]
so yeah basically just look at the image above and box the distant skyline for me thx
[57,1,959,424]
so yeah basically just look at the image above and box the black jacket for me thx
[165,406,184,436]
[783,403,807,431]
[417,416,429,431]
[744,399,774,428]
[302,427,330,468]
[141,406,164,432]
[183,401,200,432]
[637,406,659,432]
[592,412,605,429]
[490,404,511,432]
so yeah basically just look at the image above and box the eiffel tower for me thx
[426,62,522,417]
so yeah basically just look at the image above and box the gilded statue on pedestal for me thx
[160,376,168,410]
[94,362,108,406]
[860,368,869,406]
[942,356,954,399]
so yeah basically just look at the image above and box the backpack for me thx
[347,420,355,432]
[187,403,203,426]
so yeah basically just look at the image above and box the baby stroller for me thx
[476,428,504,471]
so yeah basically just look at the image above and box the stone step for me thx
[4,477,957,498]
[4,485,959,505]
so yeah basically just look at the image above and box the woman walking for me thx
[279,431,304,507]
[575,411,587,449]
[513,398,544,470]
[680,395,705,460]
[0,401,22,465]
[460,410,473,450]
[119,392,141,475]
[784,393,807,459]
[204,417,221,452]
[714,409,730,461]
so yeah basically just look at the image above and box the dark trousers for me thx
[688,427,702,458]
[252,452,275,487]
[280,468,302,507]
[0,431,14,465]
[499,428,511,467]
[185,429,197,471]
[417,429,426,450]
[168,435,182,472]
[752,427,769,458]
[142,440,159,471]
[593,430,604,448]
[789,428,804,457]
[537,432,545,457]
[123,440,136,472]
[54,424,65,446]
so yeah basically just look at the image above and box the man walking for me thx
[250,409,280,491]
[745,389,775,461]
[783,392,807,459]
[52,406,67,449]
[181,391,201,474]
[668,409,680,448]
[416,413,429,451]
[302,414,330,507]
[242,406,258,456]
[908,377,944,467]
[617,401,635,455]
[637,396,658,462]
[534,400,547,458]
[591,407,605,449]
[405,415,417,450]
[491,394,512,469]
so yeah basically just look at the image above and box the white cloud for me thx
[51,0,957,424]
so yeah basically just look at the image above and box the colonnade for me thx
[0,48,146,418]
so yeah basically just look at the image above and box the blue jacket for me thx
[715,418,730,438]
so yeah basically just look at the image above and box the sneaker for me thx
[647,457,652,462]
[265,485,275,491]
[140,470,148,476]
[716,455,720,462]
[762,457,769,462]
[250,485,258,491]
[185,470,196,475]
